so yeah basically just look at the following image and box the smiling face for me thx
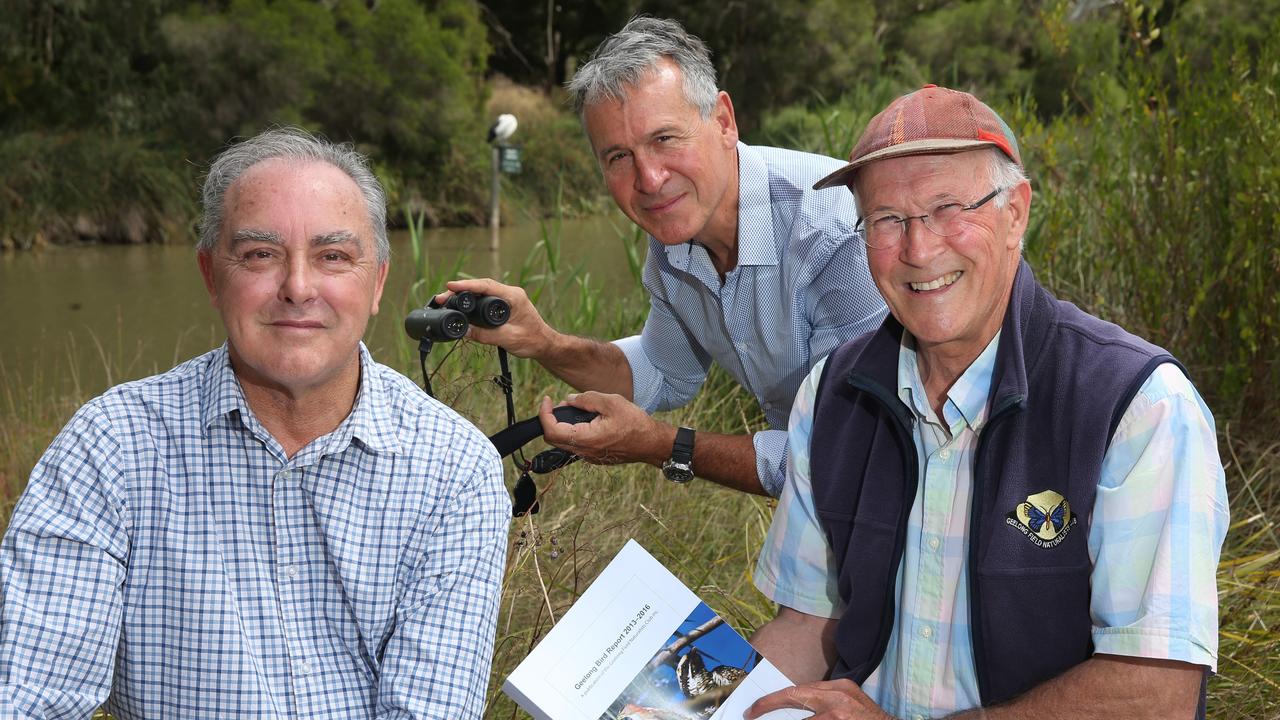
[197,158,388,400]
[855,150,1030,364]
[582,59,740,251]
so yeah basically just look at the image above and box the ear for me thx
[197,250,219,306]
[1004,179,1033,250]
[370,259,390,316]
[713,91,739,148]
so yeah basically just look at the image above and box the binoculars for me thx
[405,291,511,343]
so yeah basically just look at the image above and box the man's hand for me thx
[436,278,556,359]
[537,393,670,466]
[746,679,892,720]
[437,278,635,397]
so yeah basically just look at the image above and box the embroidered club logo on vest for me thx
[1005,489,1077,548]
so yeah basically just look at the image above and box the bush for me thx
[485,79,609,221]
[0,131,192,249]
[1023,24,1280,426]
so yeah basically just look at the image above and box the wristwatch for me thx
[661,426,696,483]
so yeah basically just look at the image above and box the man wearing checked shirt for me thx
[0,128,509,718]
[441,17,887,498]
[747,86,1228,719]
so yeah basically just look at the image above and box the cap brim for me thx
[812,138,1001,191]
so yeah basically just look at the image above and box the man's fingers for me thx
[746,680,880,719]
[446,277,509,298]
[537,396,560,435]
[559,391,610,414]
[745,685,814,718]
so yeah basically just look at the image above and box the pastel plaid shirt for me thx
[755,332,1228,719]
[614,142,887,496]
[0,344,510,719]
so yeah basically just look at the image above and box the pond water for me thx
[0,212,640,398]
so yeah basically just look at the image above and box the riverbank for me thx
[0,77,608,252]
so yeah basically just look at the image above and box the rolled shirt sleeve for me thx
[1088,363,1229,670]
[753,357,843,616]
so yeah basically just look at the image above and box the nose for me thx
[632,151,668,195]
[898,215,946,266]
[278,255,319,305]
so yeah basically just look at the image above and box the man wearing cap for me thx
[745,86,1228,719]
[439,17,886,498]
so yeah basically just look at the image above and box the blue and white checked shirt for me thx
[755,332,1229,719]
[615,143,887,496]
[0,343,510,719]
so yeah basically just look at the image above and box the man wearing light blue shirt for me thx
[0,128,509,718]
[444,17,885,497]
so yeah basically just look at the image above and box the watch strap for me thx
[671,426,695,463]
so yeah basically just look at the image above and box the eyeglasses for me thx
[856,186,1007,250]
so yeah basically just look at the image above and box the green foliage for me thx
[752,78,908,159]
[0,131,191,249]
[159,0,491,216]
[504,113,607,219]
[641,0,882,133]
[1025,21,1280,425]
[1,0,497,243]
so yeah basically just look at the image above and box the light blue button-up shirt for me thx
[0,344,509,719]
[615,143,887,495]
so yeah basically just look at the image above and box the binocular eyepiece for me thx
[405,291,510,343]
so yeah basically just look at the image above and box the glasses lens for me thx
[863,216,901,249]
[923,203,965,237]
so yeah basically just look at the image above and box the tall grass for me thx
[388,206,776,716]
[2,210,1278,716]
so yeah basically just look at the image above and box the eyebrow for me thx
[228,229,361,248]
[597,125,680,160]
[229,228,282,247]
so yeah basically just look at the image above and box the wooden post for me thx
[489,145,501,254]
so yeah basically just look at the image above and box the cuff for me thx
[752,559,841,619]
[1091,627,1218,672]
[753,428,787,498]
[612,335,660,413]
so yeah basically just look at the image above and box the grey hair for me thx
[988,148,1028,209]
[566,16,719,119]
[198,126,389,264]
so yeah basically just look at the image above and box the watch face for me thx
[663,462,694,483]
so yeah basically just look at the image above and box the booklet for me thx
[503,540,811,720]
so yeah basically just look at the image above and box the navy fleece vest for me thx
[809,261,1193,708]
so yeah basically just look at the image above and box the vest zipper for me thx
[968,393,1024,704]
[846,374,918,681]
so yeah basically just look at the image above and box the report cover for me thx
[502,540,810,720]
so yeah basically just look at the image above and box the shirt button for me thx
[920,625,933,639]
[278,470,291,480]
[915,715,926,720]
[294,659,311,676]
[938,449,951,460]
[928,537,941,551]
[284,565,298,579]
[762,401,773,411]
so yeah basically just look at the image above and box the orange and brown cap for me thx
[813,84,1021,190]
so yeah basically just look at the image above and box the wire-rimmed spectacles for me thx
[856,186,1008,250]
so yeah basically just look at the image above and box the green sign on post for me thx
[499,145,522,174]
